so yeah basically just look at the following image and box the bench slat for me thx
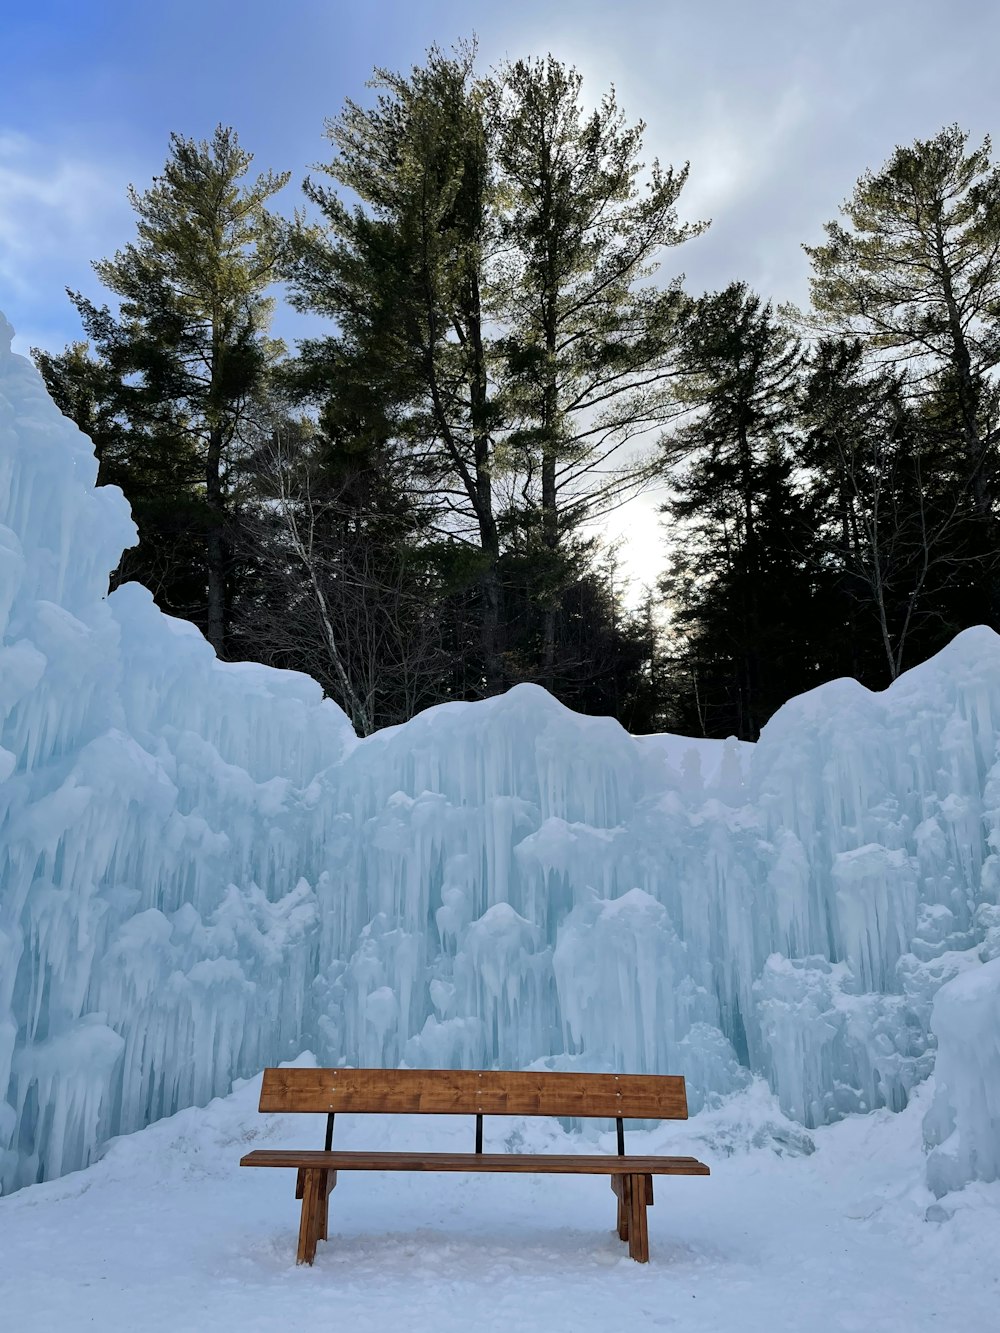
[258,1068,688,1120]
[240,1149,710,1176]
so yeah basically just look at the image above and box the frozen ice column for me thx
[923,957,1000,1196]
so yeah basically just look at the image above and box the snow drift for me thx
[1,309,997,1196]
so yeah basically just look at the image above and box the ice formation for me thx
[923,956,1000,1195]
[1,308,999,1195]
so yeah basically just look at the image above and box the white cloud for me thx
[675,83,811,223]
[0,132,133,286]
[0,131,139,355]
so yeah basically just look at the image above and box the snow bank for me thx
[2,309,1000,1195]
[3,1065,999,1333]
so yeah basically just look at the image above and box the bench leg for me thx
[296,1168,324,1265]
[611,1176,629,1241]
[626,1174,650,1263]
[317,1170,337,1241]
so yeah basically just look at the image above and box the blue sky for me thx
[1,0,997,579]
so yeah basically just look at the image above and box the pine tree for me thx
[493,56,705,683]
[34,331,210,616]
[288,44,703,700]
[286,45,509,691]
[796,337,972,682]
[36,126,289,654]
[659,284,818,738]
[800,125,1000,583]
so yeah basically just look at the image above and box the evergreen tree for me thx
[492,56,705,682]
[800,125,1000,602]
[34,330,211,615]
[663,451,829,739]
[797,338,974,682]
[288,44,703,701]
[286,45,509,691]
[659,285,816,737]
[35,126,289,654]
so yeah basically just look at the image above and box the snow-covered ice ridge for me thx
[1,310,997,1197]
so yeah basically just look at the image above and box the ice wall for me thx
[0,313,354,1190]
[2,308,999,1195]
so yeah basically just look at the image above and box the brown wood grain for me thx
[626,1173,650,1262]
[612,1175,629,1240]
[241,1149,710,1175]
[318,1167,330,1237]
[296,1169,323,1265]
[258,1068,689,1120]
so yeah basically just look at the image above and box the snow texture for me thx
[2,1062,998,1332]
[1,309,998,1196]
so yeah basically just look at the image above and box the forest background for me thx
[26,40,1000,740]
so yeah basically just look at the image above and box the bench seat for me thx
[242,1149,711,1175]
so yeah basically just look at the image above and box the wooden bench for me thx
[240,1068,710,1264]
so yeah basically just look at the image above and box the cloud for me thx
[0,132,142,355]
[674,83,811,223]
[0,132,133,290]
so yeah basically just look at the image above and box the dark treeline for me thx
[35,44,1000,740]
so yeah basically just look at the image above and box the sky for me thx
[1,0,997,590]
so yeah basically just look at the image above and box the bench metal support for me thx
[616,1117,625,1156]
[475,1113,483,1154]
[324,1113,335,1152]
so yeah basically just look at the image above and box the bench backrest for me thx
[259,1068,688,1120]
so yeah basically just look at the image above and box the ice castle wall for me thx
[2,310,999,1194]
[0,314,353,1189]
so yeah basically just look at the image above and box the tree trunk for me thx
[205,423,227,656]
[933,219,1000,622]
[935,221,987,509]
[541,447,558,688]
[469,273,505,696]
[476,478,503,695]
[540,255,559,691]
[737,420,759,738]
[480,559,503,693]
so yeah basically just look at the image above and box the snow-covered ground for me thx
[2,1060,997,1332]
